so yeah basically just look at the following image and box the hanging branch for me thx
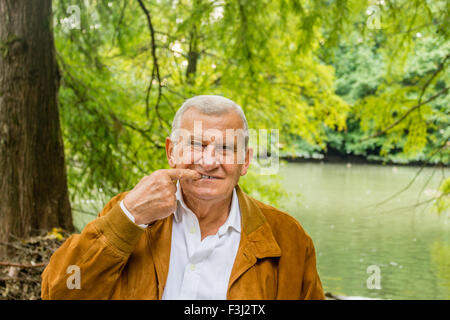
[57,52,164,149]
[111,114,165,149]
[370,139,449,209]
[363,53,450,141]
[109,0,128,52]
[237,0,255,77]
[136,0,164,131]
[364,86,449,140]
[417,53,450,105]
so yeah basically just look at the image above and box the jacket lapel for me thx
[227,185,282,297]
[146,215,173,300]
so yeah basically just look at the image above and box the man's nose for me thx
[199,144,219,169]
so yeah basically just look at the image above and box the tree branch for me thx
[363,85,449,140]
[57,52,165,149]
[369,140,449,209]
[0,276,41,283]
[363,52,450,141]
[0,261,47,268]
[109,0,128,52]
[136,0,164,131]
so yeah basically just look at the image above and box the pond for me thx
[278,162,449,300]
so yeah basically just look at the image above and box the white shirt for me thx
[120,181,241,300]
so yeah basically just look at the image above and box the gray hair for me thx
[170,95,249,148]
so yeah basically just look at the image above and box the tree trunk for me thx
[185,0,201,83]
[0,0,73,258]
[186,27,199,81]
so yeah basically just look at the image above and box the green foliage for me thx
[290,1,450,165]
[51,0,449,222]
[52,0,351,214]
[435,176,450,214]
[355,35,449,159]
[239,168,287,209]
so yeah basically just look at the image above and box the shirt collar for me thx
[174,181,241,235]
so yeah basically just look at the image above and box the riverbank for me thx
[281,154,449,167]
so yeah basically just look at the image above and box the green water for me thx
[278,162,449,300]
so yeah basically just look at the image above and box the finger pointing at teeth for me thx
[162,169,202,181]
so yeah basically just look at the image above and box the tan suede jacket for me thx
[41,185,325,300]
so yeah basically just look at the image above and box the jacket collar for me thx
[146,184,282,299]
[235,185,281,258]
[226,185,282,295]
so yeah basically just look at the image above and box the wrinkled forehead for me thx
[180,107,244,128]
[177,108,246,143]
[173,124,247,145]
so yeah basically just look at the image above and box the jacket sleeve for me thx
[300,236,326,300]
[41,192,146,300]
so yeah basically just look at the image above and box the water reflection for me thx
[279,162,449,299]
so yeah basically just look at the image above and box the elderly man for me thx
[41,95,325,300]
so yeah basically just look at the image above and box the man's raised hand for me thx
[122,169,201,225]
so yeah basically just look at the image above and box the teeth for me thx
[201,175,216,179]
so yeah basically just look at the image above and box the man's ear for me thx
[165,137,176,168]
[240,147,253,176]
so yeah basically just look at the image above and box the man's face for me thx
[165,107,252,202]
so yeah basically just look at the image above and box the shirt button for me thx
[189,226,196,234]
[190,264,196,271]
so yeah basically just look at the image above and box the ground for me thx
[0,229,69,300]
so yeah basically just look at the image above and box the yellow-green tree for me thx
[50,0,449,225]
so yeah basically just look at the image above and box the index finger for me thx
[162,169,202,181]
